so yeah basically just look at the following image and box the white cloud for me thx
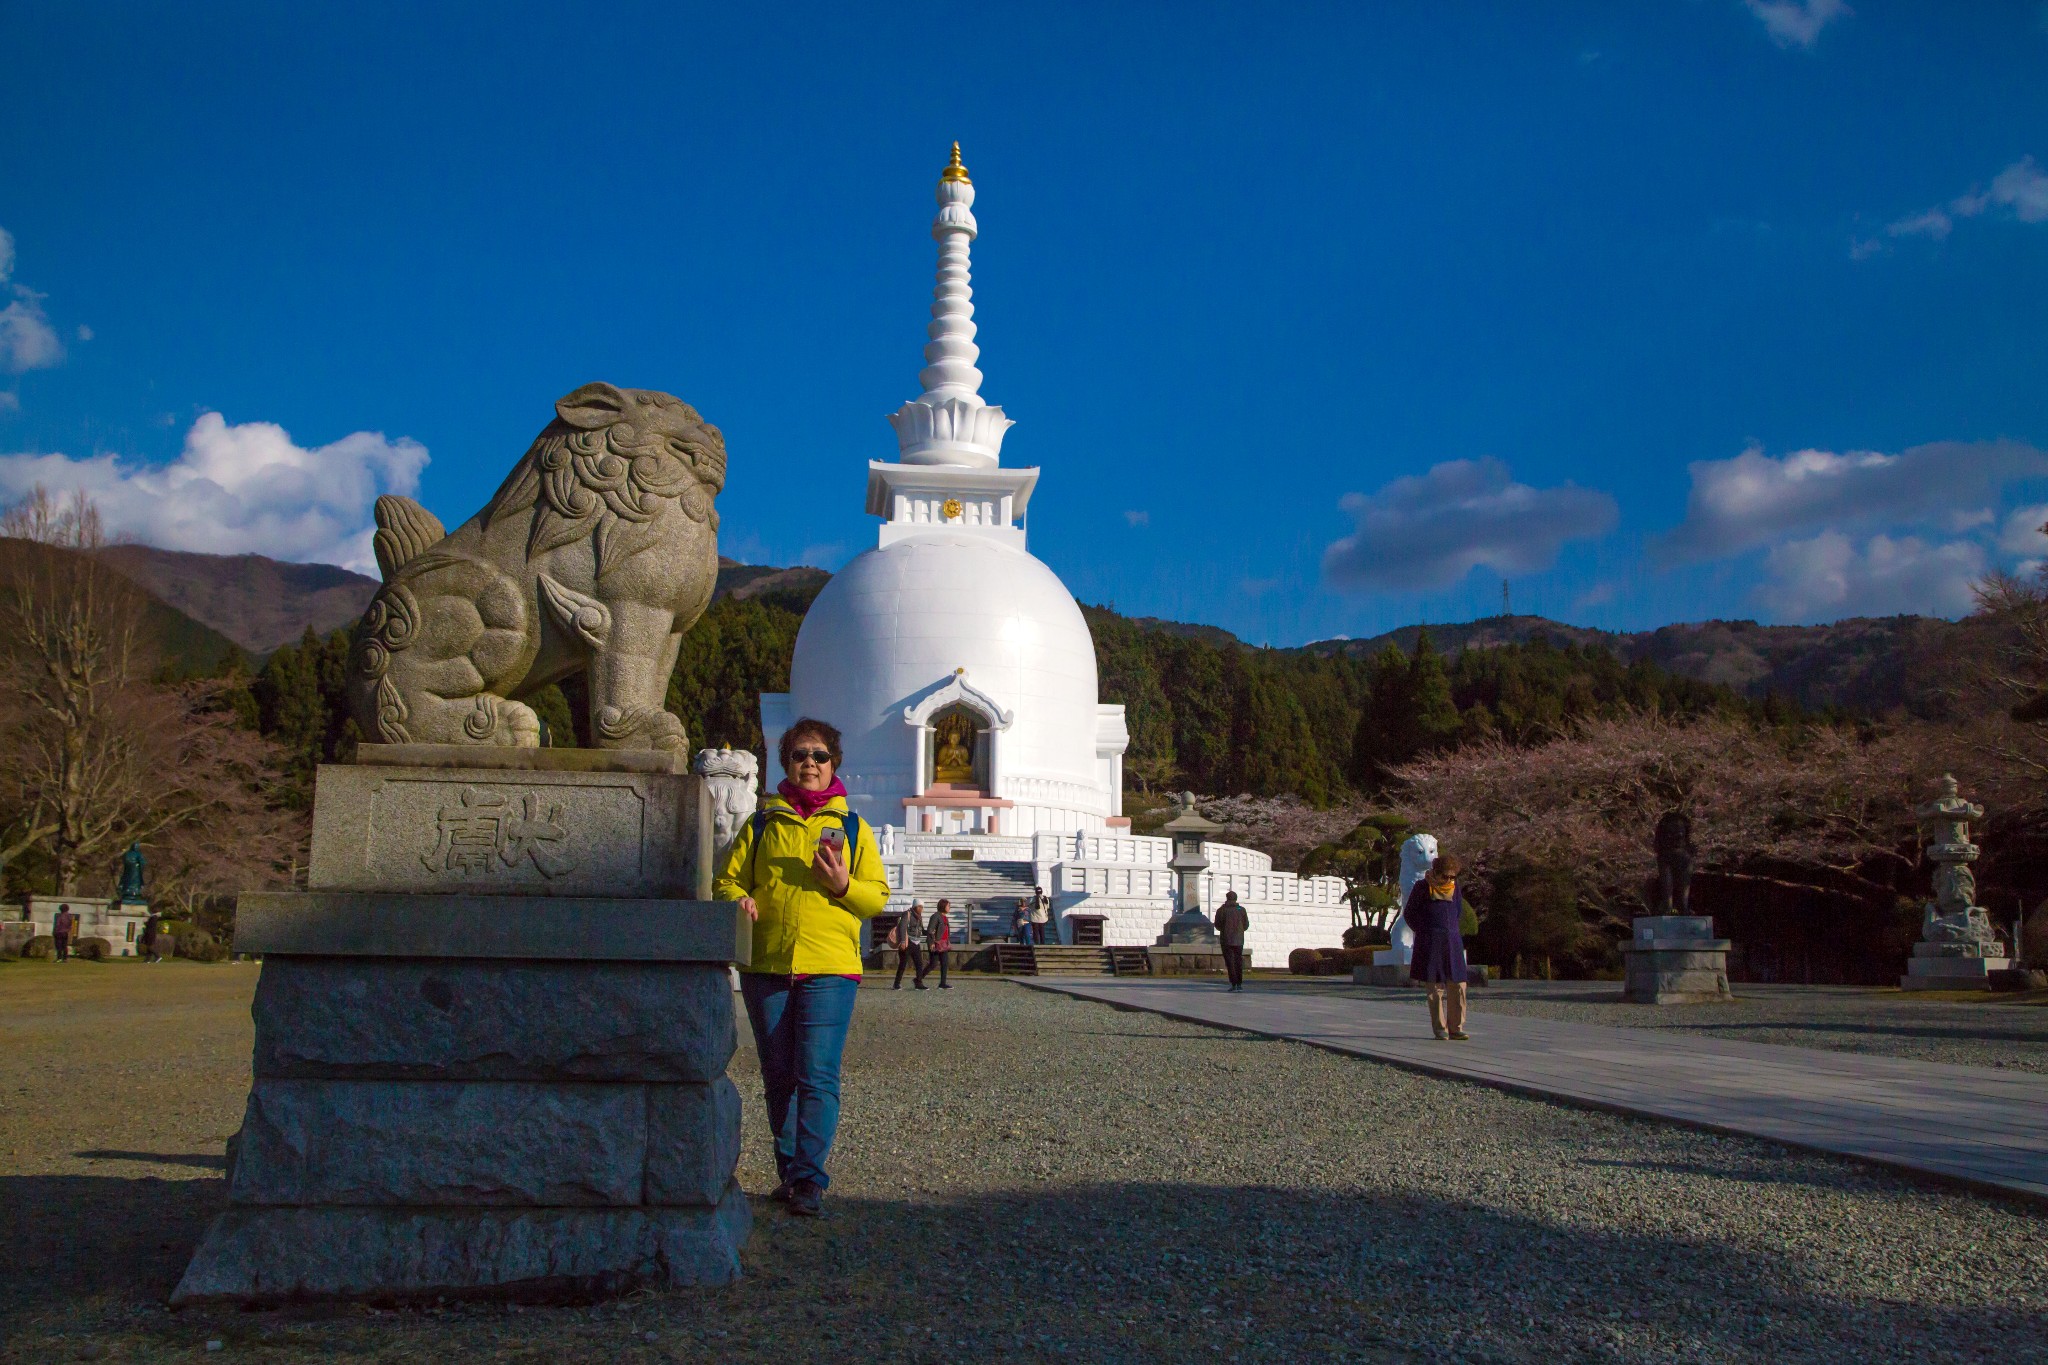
[1757,531,1985,620]
[0,392,18,415]
[0,412,429,572]
[74,323,92,342]
[1998,504,2048,557]
[1123,509,1150,528]
[1322,457,1617,593]
[1887,207,1953,241]
[1991,156,2048,223]
[1658,439,2048,563]
[0,290,64,375]
[1877,156,2048,250]
[0,226,66,379]
[1744,0,1850,49]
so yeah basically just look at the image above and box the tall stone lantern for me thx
[1149,793,1230,975]
[1901,774,2008,990]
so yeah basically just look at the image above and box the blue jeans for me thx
[739,973,858,1192]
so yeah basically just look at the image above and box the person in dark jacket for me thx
[921,899,953,989]
[1405,854,1471,1040]
[892,899,928,990]
[1213,891,1249,991]
[52,904,76,963]
[141,911,164,963]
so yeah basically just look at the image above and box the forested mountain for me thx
[235,564,1787,810]
[1310,613,1973,719]
[98,545,380,654]
[0,537,244,675]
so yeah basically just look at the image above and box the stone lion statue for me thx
[1381,832,1438,961]
[349,382,725,753]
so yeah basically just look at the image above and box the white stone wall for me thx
[24,895,152,956]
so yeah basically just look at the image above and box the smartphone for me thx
[818,827,847,857]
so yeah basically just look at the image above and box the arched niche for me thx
[902,671,1013,797]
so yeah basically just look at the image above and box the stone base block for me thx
[1901,954,2009,990]
[252,958,736,1081]
[1624,946,1732,1004]
[307,758,706,898]
[171,1183,751,1306]
[1632,915,1715,944]
[227,1077,739,1207]
[236,893,750,965]
[1146,945,1226,976]
[1352,964,1421,987]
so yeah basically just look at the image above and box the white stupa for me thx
[760,144,1129,837]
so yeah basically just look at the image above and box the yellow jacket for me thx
[715,793,890,976]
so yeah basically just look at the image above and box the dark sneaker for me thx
[914,982,928,990]
[767,1180,794,1203]
[788,1180,824,1217]
[1433,1028,1448,1040]
[1449,1031,1471,1041]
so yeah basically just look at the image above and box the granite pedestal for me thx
[1900,940,2011,991]
[1146,944,1233,976]
[1622,915,1732,1004]
[174,748,753,1307]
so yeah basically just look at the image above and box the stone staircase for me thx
[904,860,1039,942]
[989,944,1153,977]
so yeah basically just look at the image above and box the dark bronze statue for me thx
[1653,810,1694,916]
[116,841,147,904]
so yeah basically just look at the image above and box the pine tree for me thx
[1407,627,1462,755]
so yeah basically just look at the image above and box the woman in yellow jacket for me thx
[716,718,889,1217]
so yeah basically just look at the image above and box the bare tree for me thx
[1969,564,2048,779]
[0,488,305,897]
[139,683,309,914]
[0,488,156,890]
[1390,713,1973,930]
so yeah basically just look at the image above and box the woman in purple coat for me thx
[1405,853,1471,1040]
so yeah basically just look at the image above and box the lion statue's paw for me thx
[595,704,687,754]
[463,695,542,748]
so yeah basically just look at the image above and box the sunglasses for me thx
[789,748,834,764]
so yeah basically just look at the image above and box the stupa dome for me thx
[786,532,1106,827]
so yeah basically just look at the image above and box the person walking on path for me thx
[141,911,164,963]
[1213,891,1249,991]
[52,904,76,963]
[1029,886,1051,945]
[922,899,953,989]
[891,898,928,990]
[717,718,890,1217]
[1404,853,1472,1040]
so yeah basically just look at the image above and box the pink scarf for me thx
[777,776,847,820]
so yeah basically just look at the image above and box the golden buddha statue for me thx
[933,714,976,784]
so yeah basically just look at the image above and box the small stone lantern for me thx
[1152,794,1225,973]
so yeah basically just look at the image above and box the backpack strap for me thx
[746,810,770,888]
[747,808,862,890]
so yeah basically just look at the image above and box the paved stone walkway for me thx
[1022,978,2048,1204]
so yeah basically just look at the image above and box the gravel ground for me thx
[3,960,2045,1364]
[1267,977,2048,1073]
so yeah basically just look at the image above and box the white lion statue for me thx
[1377,832,1439,965]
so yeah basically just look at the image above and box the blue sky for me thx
[2,0,2045,646]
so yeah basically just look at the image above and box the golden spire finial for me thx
[940,141,971,185]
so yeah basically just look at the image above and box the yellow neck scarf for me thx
[1427,873,1456,900]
